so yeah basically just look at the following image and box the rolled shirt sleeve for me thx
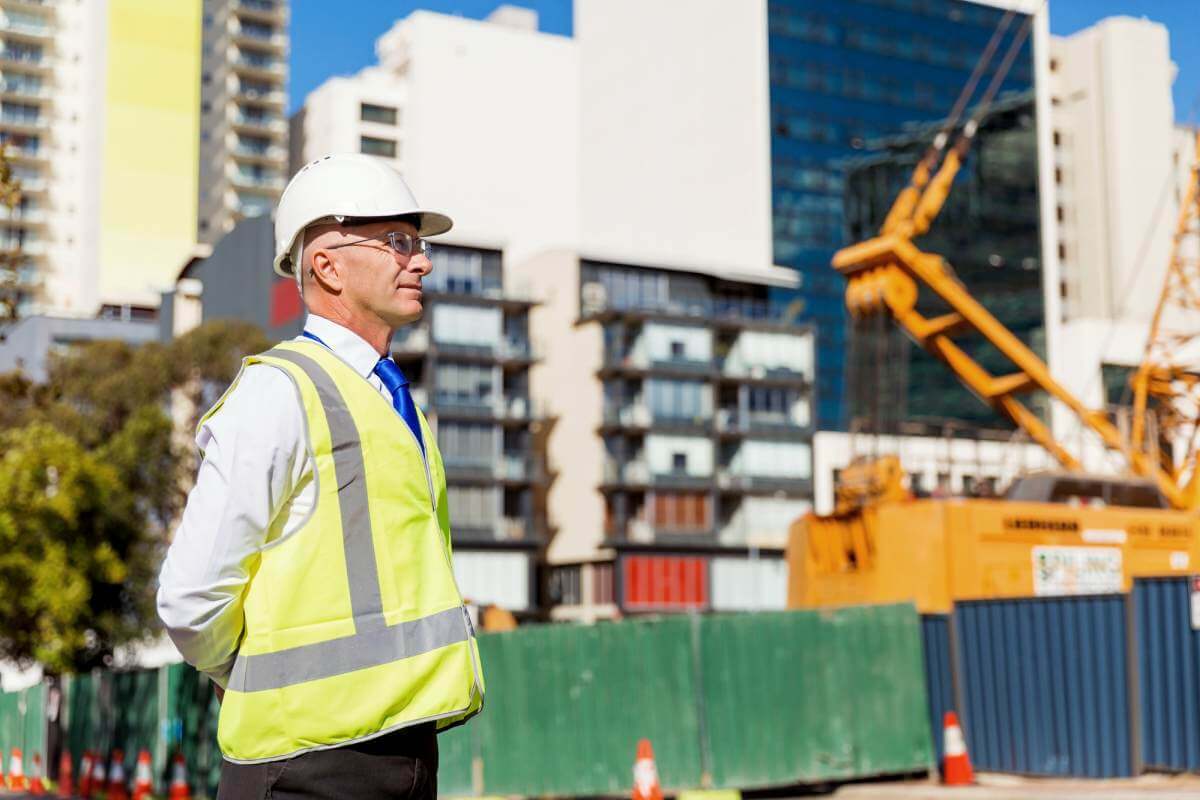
[157,364,310,687]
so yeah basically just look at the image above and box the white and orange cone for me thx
[942,711,974,786]
[108,748,130,800]
[131,748,154,800]
[631,738,663,800]
[29,752,47,795]
[168,752,192,800]
[90,755,107,799]
[9,747,27,792]
[78,750,95,799]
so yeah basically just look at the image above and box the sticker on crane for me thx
[1081,528,1127,544]
[1032,546,1122,596]
[1190,576,1200,630]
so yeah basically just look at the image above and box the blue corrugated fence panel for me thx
[1134,578,1200,772]
[955,596,1133,778]
[919,615,954,766]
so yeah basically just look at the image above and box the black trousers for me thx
[217,723,438,800]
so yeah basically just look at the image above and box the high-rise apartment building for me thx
[198,0,289,244]
[0,0,203,316]
[0,0,287,320]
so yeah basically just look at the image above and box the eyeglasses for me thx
[327,230,431,259]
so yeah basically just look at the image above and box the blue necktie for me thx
[374,356,425,456]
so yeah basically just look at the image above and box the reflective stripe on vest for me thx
[225,347,467,693]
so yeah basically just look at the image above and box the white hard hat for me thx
[273,153,453,278]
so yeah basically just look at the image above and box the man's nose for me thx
[409,253,433,276]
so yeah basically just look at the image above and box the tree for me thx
[0,425,148,672]
[0,319,272,671]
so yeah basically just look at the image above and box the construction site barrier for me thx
[0,606,933,798]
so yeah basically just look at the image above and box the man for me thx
[158,154,484,799]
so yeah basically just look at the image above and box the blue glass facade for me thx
[767,0,1037,430]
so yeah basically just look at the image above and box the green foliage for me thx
[0,319,271,672]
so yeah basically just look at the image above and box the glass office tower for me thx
[767,0,1038,430]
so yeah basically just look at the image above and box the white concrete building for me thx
[1048,17,1198,451]
[198,0,290,244]
[290,5,578,271]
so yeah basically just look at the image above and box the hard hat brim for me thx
[272,208,454,278]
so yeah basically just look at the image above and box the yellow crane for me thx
[787,9,1200,610]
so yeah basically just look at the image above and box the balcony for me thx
[392,325,429,355]
[601,350,717,380]
[715,409,809,436]
[434,397,500,420]
[231,112,286,137]
[235,84,286,109]
[0,47,49,72]
[602,459,712,490]
[231,171,285,193]
[0,111,42,131]
[720,362,809,386]
[232,52,286,80]
[233,25,286,52]
[716,469,810,496]
[0,205,45,224]
[455,517,529,543]
[234,0,286,22]
[0,16,52,40]
[232,141,287,163]
[0,78,46,100]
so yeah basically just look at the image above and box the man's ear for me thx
[309,248,343,293]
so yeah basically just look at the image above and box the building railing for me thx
[234,53,285,74]
[233,142,287,160]
[434,397,500,418]
[0,18,51,37]
[236,0,283,14]
[231,171,285,190]
[585,294,804,327]
[0,79,45,98]
[392,325,429,352]
[0,111,43,127]
[232,113,286,134]
[715,409,808,433]
[0,48,45,66]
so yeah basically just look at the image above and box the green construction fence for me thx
[0,604,932,798]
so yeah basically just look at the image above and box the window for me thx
[360,135,397,158]
[647,379,707,421]
[360,103,399,125]
[1056,205,1064,223]
[649,491,710,533]
[1052,130,1061,147]
[1058,242,1067,261]
[437,422,496,468]
[670,340,685,359]
[672,452,687,473]
[435,363,495,408]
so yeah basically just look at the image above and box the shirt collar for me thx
[300,315,385,379]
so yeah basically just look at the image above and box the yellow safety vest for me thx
[200,339,484,763]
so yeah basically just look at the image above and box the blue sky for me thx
[289,1,1199,122]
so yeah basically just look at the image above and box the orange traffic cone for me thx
[57,750,74,799]
[131,749,153,800]
[168,752,192,800]
[942,711,974,786]
[78,750,95,798]
[90,755,107,799]
[29,752,47,795]
[9,747,28,792]
[631,739,663,800]
[109,748,130,800]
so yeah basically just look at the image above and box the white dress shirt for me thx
[156,315,397,687]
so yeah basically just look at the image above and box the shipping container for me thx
[1133,577,1200,772]
[956,596,1133,778]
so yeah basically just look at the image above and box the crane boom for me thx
[833,134,1199,511]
